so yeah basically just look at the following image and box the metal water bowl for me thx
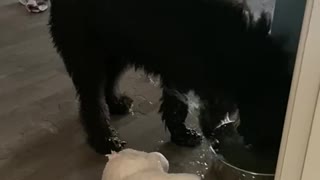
[210,146,275,180]
[209,121,277,180]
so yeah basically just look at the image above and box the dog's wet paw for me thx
[106,136,127,151]
[171,128,203,147]
[88,129,126,154]
[108,95,133,115]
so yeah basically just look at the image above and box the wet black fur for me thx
[49,0,292,154]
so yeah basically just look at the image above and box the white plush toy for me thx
[102,148,201,180]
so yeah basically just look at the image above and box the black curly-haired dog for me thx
[49,0,292,154]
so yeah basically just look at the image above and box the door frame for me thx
[275,0,320,179]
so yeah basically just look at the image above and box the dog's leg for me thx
[104,62,133,115]
[160,90,202,147]
[72,61,126,154]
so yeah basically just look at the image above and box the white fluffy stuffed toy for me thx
[102,148,201,180]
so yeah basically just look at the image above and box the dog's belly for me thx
[50,0,249,90]
[93,0,227,57]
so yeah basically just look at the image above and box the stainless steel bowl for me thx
[210,146,274,180]
[208,120,276,180]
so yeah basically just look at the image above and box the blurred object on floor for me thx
[19,0,48,13]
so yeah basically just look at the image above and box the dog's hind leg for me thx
[104,60,133,115]
[159,89,202,147]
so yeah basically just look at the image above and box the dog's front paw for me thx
[108,95,133,115]
[171,128,202,147]
[106,136,127,152]
[88,129,126,154]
